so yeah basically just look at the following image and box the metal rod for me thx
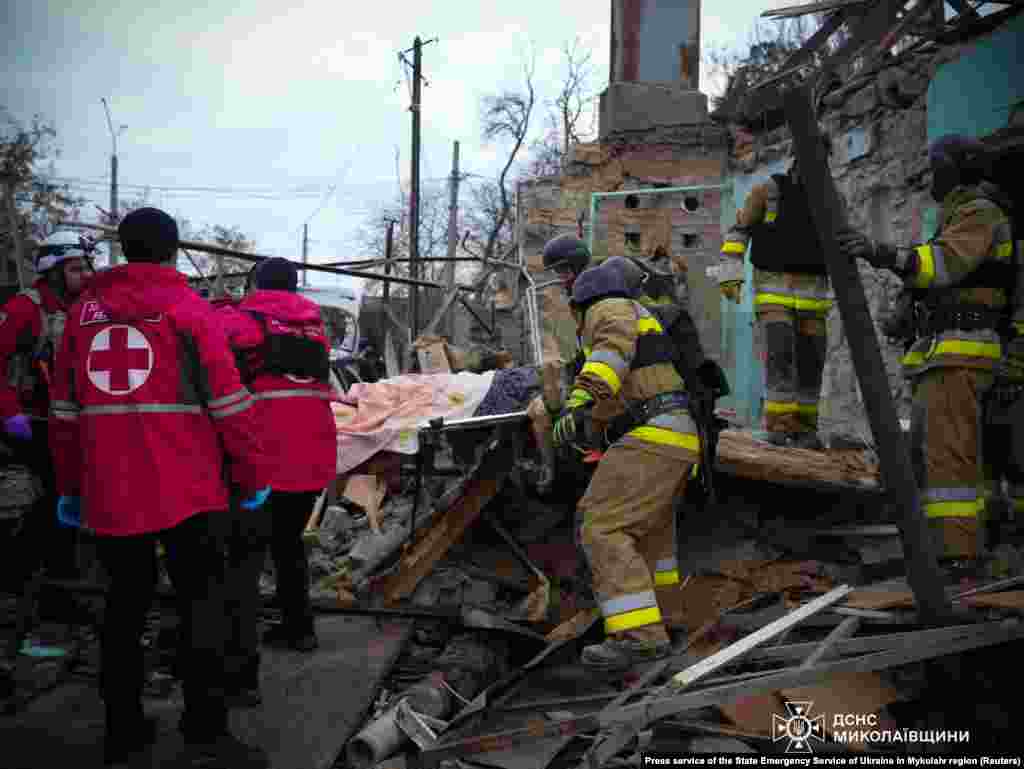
[417,410,529,433]
[56,220,474,291]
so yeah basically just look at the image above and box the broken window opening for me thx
[624,194,640,210]
[624,232,642,249]
[682,232,702,249]
[682,195,701,213]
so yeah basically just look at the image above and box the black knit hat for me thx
[118,207,179,263]
[253,257,298,292]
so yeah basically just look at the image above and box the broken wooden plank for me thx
[416,620,1024,766]
[761,0,869,19]
[715,430,880,491]
[960,591,1024,611]
[670,585,853,689]
[376,424,521,605]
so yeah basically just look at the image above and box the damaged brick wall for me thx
[519,135,728,369]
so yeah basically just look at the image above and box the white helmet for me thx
[36,230,95,272]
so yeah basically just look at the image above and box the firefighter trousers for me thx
[980,381,1024,527]
[578,441,692,643]
[909,367,990,561]
[756,306,827,434]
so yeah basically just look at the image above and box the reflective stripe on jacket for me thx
[718,176,834,315]
[50,264,272,536]
[219,289,337,493]
[571,297,699,457]
[901,185,1015,378]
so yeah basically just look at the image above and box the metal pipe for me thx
[418,410,530,433]
[55,220,475,292]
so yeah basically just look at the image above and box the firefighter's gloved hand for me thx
[57,496,82,528]
[552,409,586,449]
[3,414,32,442]
[837,231,906,274]
[719,281,743,304]
[240,486,272,510]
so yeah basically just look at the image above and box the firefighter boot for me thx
[581,628,670,672]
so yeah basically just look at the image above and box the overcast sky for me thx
[2,1,791,282]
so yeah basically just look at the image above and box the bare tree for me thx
[354,181,460,296]
[470,54,537,266]
[554,38,597,157]
[1,109,88,287]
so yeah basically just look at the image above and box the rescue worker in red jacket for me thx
[0,230,91,589]
[217,257,336,705]
[49,207,274,768]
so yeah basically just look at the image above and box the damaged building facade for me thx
[521,1,1024,440]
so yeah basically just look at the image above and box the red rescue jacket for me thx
[218,290,336,493]
[49,264,273,536]
[0,280,70,420]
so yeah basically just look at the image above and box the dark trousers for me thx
[95,510,229,740]
[224,490,319,683]
[4,425,79,588]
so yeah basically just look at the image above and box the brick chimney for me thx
[600,0,709,139]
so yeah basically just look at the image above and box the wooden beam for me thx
[762,0,869,19]
[670,585,853,689]
[376,423,521,604]
[783,85,951,625]
[800,616,862,668]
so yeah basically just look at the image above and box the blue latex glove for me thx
[57,496,82,528]
[240,486,271,511]
[3,414,33,442]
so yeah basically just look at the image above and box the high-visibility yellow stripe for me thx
[637,317,663,334]
[914,244,935,290]
[924,498,982,519]
[764,400,799,414]
[764,212,778,223]
[626,426,700,452]
[566,389,593,409]
[996,241,1013,259]
[580,361,622,394]
[604,605,663,634]
[1014,321,1024,336]
[1012,498,1024,514]
[902,339,1002,367]
[721,241,746,255]
[798,403,819,415]
[754,293,833,313]
[654,569,680,587]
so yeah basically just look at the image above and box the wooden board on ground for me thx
[230,616,413,769]
[377,424,521,605]
[716,429,881,491]
[0,616,411,769]
[960,591,1024,611]
[842,589,917,610]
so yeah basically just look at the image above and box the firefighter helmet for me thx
[542,235,591,276]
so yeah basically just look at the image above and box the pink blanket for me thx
[332,371,496,475]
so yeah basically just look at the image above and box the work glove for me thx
[719,281,744,304]
[552,409,586,449]
[836,231,907,275]
[240,486,272,511]
[57,496,82,528]
[3,414,32,442]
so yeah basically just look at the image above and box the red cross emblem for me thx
[87,325,153,395]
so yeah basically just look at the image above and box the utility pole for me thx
[383,218,396,305]
[302,223,310,288]
[399,35,437,343]
[443,140,461,340]
[408,35,423,343]
[101,98,123,266]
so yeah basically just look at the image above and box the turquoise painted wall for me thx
[927,12,1024,141]
[720,159,789,427]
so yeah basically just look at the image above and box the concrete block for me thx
[599,82,708,139]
